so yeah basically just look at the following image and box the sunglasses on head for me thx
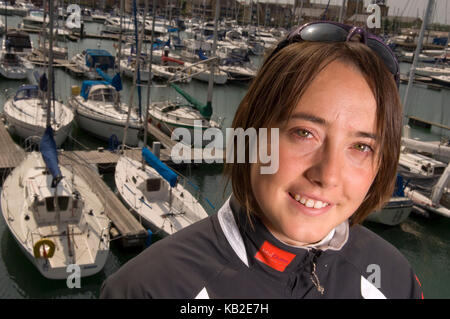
[268,21,400,87]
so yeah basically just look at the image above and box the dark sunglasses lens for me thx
[299,23,348,42]
[367,38,398,76]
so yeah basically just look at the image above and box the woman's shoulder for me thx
[341,224,409,268]
[336,224,422,299]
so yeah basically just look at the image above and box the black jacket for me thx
[100,195,423,299]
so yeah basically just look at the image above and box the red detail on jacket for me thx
[254,241,296,272]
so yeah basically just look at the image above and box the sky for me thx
[242,0,449,25]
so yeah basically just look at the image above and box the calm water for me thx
[0,16,449,299]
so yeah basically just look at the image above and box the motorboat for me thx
[119,56,153,82]
[68,80,143,146]
[0,50,33,79]
[70,49,115,80]
[0,31,34,79]
[91,10,108,23]
[0,127,110,279]
[3,84,74,147]
[22,9,49,30]
[103,16,136,34]
[2,30,33,56]
[115,148,209,236]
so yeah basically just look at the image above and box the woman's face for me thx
[250,60,379,246]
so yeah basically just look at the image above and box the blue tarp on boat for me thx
[85,49,115,71]
[142,147,178,187]
[96,68,123,92]
[40,126,62,188]
[80,80,110,100]
[13,85,39,101]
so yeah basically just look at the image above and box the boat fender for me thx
[33,238,55,259]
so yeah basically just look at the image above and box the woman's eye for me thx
[294,129,313,138]
[353,143,373,153]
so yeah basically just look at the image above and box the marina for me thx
[0,0,449,299]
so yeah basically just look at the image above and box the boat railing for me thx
[168,56,219,83]
[153,107,208,127]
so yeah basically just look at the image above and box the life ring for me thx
[33,238,55,259]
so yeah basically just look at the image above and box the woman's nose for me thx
[304,141,341,189]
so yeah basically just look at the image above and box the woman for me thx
[100,22,423,299]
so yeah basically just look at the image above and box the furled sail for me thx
[142,147,178,187]
[170,83,212,119]
[40,126,62,187]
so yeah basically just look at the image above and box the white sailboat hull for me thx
[3,97,74,147]
[115,156,209,236]
[69,97,142,146]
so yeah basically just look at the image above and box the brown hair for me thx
[223,41,402,226]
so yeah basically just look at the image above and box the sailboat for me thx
[68,77,143,146]
[114,0,208,236]
[148,83,222,148]
[1,0,110,279]
[3,81,74,147]
[1,127,111,279]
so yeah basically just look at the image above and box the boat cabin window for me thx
[3,53,19,64]
[102,89,115,103]
[91,93,103,102]
[90,89,116,103]
[147,178,161,192]
[45,196,70,212]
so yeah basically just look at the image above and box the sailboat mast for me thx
[142,0,156,169]
[206,0,220,109]
[47,0,55,128]
[117,0,124,75]
[403,0,434,118]
[121,0,145,150]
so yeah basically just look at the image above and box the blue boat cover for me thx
[13,85,39,101]
[80,80,110,100]
[393,174,405,197]
[40,126,62,188]
[96,68,123,91]
[142,147,178,187]
[85,49,115,71]
[198,49,208,61]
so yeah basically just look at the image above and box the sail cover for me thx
[40,126,62,188]
[170,83,212,119]
[142,147,178,187]
[96,68,123,92]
